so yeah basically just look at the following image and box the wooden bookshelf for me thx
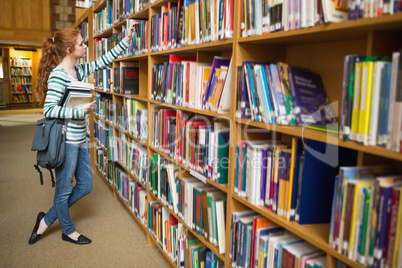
[74,2,402,267]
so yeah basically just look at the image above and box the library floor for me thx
[0,109,169,267]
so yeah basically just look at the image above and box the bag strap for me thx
[48,169,56,187]
[34,164,43,185]
[75,67,82,82]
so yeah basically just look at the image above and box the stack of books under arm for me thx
[236,61,336,127]
[329,165,402,267]
[59,80,94,108]
[339,50,402,153]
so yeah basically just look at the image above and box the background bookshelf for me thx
[73,1,402,267]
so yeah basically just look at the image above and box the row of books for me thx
[241,0,402,38]
[94,37,113,62]
[115,165,130,203]
[79,21,89,42]
[114,62,140,94]
[125,98,148,140]
[148,201,179,262]
[151,55,232,113]
[113,0,149,24]
[10,66,32,76]
[94,120,111,149]
[107,136,148,184]
[11,76,32,85]
[148,195,225,267]
[95,94,114,124]
[10,57,31,67]
[149,0,233,52]
[123,19,149,56]
[236,61,335,126]
[329,165,402,267]
[176,226,225,268]
[95,146,114,184]
[151,109,230,184]
[95,66,113,91]
[93,0,113,36]
[339,50,402,153]
[11,85,32,94]
[149,153,227,253]
[236,138,358,225]
[129,180,148,225]
[12,94,32,103]
[230,211,330,268]
[99,97,148,142]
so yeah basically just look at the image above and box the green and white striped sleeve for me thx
[76,38,130,79]
[43,68,84,119]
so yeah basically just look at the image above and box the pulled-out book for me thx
[58,80,94,108]
[288,66,336,125]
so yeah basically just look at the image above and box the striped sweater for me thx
[44,38,129,144]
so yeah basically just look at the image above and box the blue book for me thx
[246,63,260,122]
[378,62,392,146]
[298,139,357,224]
[289,138,303,221]
[205,251,212,268]
[287,66,336,125]
[202,57,230,109]
[234,145,240,195]
[260,64,275,124]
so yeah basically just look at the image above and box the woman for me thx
[29,23,136,245]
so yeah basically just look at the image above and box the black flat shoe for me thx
[28,212,46,245]
[62,233,91,245]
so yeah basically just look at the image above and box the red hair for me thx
[36,28,80,106]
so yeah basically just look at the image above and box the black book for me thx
[58,81,94,107]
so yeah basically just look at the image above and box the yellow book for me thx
[348,180,375,260]
[286,137,298,221]
[393,186,402,268]
[356,61,374,143]
[350,62,363,141]
[184,6,189,45]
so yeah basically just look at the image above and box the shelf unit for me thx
[73,1,402,267]
[9,57,33,104]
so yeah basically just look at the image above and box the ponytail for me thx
[36,28,79,106]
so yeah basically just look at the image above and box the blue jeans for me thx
[43,142,93,235]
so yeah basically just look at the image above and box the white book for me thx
[387,52,400,149]
[63,91,93,109]
[216,57,233,113]
[216,199,226,254]
[366,61,387,145]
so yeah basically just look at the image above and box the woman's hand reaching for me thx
[125,22,138,42]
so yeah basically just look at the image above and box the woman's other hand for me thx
[83,101,96,115]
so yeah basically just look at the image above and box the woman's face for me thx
[72,35,87,59]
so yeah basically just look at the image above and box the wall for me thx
[0,0,51,44]
[51,0,77,33]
